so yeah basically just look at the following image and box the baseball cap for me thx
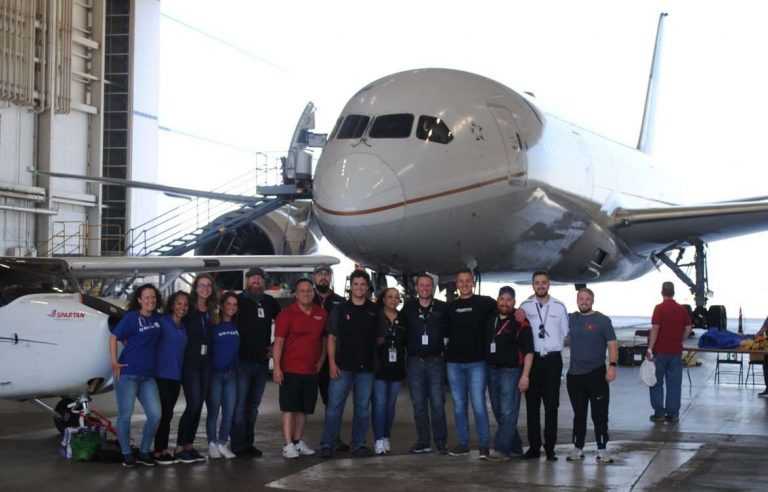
[245,267,266,278]
[313,265,332,274]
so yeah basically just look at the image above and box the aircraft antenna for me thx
[636,12,668,154]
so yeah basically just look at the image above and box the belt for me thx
[535,350,561,358]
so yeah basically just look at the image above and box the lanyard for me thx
[418,301,433,334]
[535,302,550,334]
[494,317,511,338]
[200,311,209,338]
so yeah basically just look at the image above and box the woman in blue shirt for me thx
[110,284,163,468]
[206,291,240,459]
[153,291,189,465]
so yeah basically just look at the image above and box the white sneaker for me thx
[294,440,315,456]
[282,442,299,459]
[566,447,585,462]
[208,442,222,459]
[374,439,386,455]
[596,449,614,464]
[218,442,236,459]
[383,438,391,453]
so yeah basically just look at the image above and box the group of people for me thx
[110,264,695,468]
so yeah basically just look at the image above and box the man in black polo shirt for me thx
[232,267,281,457]
[319,270,380,458]
[402,273,449,455]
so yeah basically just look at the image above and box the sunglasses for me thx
[538,324,547,339]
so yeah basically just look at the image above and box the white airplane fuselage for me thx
[313,69,679,283]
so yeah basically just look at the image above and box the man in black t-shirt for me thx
[445,269,496,459]
[486,286,533,460]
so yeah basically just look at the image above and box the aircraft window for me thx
[0,260,77,306]
[369,114,414,139]
[417,116,454,144]
[337,114,370,139]
[329,116,344,140]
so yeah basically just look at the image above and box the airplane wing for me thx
[611,200,768,253]
[60,255,339,278]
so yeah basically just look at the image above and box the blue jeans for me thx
[231,361,268,451]
[488,367,523,455]
[407,356,447,447]
[115,374,161,456]
[206,369,237,444]
[649,354,683,418]
[373,380,401,440]
[321,370,374,451]
[446,361,490,449]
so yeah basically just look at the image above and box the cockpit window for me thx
[417,115,454,144]
[0,259,78,306]
[369,114,414,139]
[329,116,344,140]
[336,114,370,139]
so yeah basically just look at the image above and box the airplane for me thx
[0,254,338,429]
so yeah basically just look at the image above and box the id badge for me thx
[200,344,208,356]
[388,348,397,363]
[257,307,265,318]
[421,334,429,346]
[490,342,496,354]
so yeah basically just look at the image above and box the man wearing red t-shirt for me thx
[646,282,692,424]
[273,278,328,459]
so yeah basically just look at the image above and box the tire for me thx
[707,305,727,331]
[691,306,708,329]
[53,398,79,434]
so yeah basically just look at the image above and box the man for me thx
[565,288,618,464]
[401,273,449,455]
[319,270,380,458]
[486,286,534,460]
[445,269,497,459]
[755,317,768,397]
[519,271,569,461]
[232,267,281,457]
[646,281,692,423]
[273,278,327,459]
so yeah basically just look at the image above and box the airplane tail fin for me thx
[636,12,668,154]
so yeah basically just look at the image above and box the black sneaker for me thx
[409,443,433,454]
[478,448,490,460]
[522,448,541,459]
[336,440,351,453]
[122,454,137,468]
[448,445,470,456]
[665,415,679,423]
[155,453,176,466]
[235,446,263,458]
[189,449,207,463]
[320,447,334,459]
[352,446,374,458]
[436,444,449,455]
[136,452,157,467]
[545,450,558,462]
[175,450,197,464]
[649,414,666,423]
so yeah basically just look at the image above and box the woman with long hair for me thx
[109,284,163,468]
[175,274,219,463]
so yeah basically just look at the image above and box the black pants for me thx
[525,352,562,453]
[318,358,331,406]
[177,364,210,447]
[154,378,181,452]
[763,355,768,389]
[566,366,609,450]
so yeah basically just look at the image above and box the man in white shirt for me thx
[518,271,569,461]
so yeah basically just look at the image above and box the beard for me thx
[316,284,330,294]
[578,306,592,313]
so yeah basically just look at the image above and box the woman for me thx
[206,291,240,459]
[153,291,190,465]
[176,274,218,464]
[372,287,407,455]
[110,284,163,468]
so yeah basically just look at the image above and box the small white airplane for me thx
[0,254,338,428]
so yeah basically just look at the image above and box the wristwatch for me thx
[609,362,617,367]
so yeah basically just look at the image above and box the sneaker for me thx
[282,442,300,459]
[522,448,541,459]
[478,448,490,460]
[758,390,768,398]
[218,442,236,459]
[566,448,585,462]
[352,446,374,458]
[409,443,433,454]
[175,450,197,464]
[155,453,176,466]
[448,445,470,456]
[190,449,207,462]
[436,444,449,455]
[545,450,558,462]
[208,442,222,459]
[336,440,351,453]
[383,438,391,453]
[649,414,666,423]
[234,445,263,458]
[665,415,679,423]
[596,449,614,464]
[136,452,157,467]
[122,454,137,468]
[320,447,334,459]
[374,439,386,456]
[295,440,316,456]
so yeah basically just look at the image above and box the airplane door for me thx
[488,104,527,186]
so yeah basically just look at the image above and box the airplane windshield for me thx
[336,114,370,139]
[417,115,454,144]
[329,116,344,140]
[0,259,78,306]
[369,114,414,138]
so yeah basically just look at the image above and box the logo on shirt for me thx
[455,308,473,313]
[217,330,239,337]
[139,322,160,333]
[313,316,324,321]
[47,310,85,320]
[585,323,595,332]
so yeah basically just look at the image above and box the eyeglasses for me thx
[538,324,547,339]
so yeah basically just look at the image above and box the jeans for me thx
[372,380,401,440]
[407,356,447,448]
[488,367,523,455]
[154,378,181,452]
[320,370,374,451]
[231,360,268,451]
[526,352,562,453]
[206,369,237,444]
[649,354,683,418]
[446,361,490,449]
[567,366,609,449]
[115,375,161,456]
[177,364,210,447]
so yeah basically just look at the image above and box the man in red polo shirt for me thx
[646,282,692,424]
[273,278,328,458]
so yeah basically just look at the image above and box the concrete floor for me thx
[2,350,768,491]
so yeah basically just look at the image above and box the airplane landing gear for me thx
[33,396,95,433]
